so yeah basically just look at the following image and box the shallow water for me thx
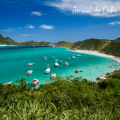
[0,46,119,87]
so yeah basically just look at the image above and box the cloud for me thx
[40,25,54,29]
[2,28,17,32]
[25,25,34,29]
[31,11,42,16]
[108,21,120,25]
[45,0,120,17]
[19,27,22,28]
[21,34,36,36]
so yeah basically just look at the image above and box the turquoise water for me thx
[0,46,119,87]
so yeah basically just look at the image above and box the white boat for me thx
[28,63,34,66]
[51,73,56,79]
[72,54,76,59]
[51,57,54,59]
[4,81,12,85]
[75,68,79,73]
[54,60,59,67]
[64,62,68,65]
[60,61,62,63]
[76,55,81,57]
[27,70,33,75]
[45,64,50,74]
[32,79,39,87]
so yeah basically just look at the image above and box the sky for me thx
[0,0,120,43]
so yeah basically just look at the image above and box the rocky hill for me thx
[0,34,18,45]
[0,34,54,46]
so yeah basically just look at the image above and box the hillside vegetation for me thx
[55,39,111,51]
[55,38,120,57]
[72,38,111,51]
[0,34,54,46]
[19,40,54,46]
[101,41,120,57]
[1,70,120,119]
[0,34,18,45]
[55,41,74,47]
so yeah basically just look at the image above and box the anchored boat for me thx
[75,68,79,73]
[60,61,62,63]
[45,64,50,73]
[55,59,59,67]
[51,72,56,79]
[32,79,39,87]
[27,70,33,75]
[28,63,34,66]
[72,54,76,59]
[4,81,12,85]
[64,62,68,65]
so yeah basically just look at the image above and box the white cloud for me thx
[25,25,34,29]
[45,0,120,17]
[108,21,120,25]
[19,27,22,28]
[40,25,54,29]
[31,12,42,16]
[2,28,17,32]
[21,34,36,36]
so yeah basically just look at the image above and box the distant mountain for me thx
[55,39,111,51]
[72,38,111,51]
[55,41,74,47]
[0,34,54,46]
[19,40,54,46]
[55,38,120,57]
[0,34,18,45]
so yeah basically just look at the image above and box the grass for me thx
[1,99,120,120]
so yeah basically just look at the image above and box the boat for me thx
[51,72,56,79]
[89,64,91,65]
[54,59,59,67]
[27,70,33,75]
[60,61,62,63]
[109,66,112,68]
[80,71,83,72]
[75,68,79,73]
[45,64,50,73]
[64,62,68,65]
[85,57,88,58]
[68,58,70,60]
[51,57,54,59]
[72,54,76,59]
[32,79,39,87]
[4,81,12,85]
[76,55,81,57]
[27,62,34,65]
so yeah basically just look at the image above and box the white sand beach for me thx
[70,50,120,62]
[0,45,16,46]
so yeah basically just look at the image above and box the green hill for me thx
[55,39,111,51]
[19,40,54,46]
[72,38,111,51]
[0,34,18,45]
[101,41,120,57]
[0,34,54,46]
[55,41,74,47]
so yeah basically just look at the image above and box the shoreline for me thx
[69,50,120,62]
[0,45,16,46]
